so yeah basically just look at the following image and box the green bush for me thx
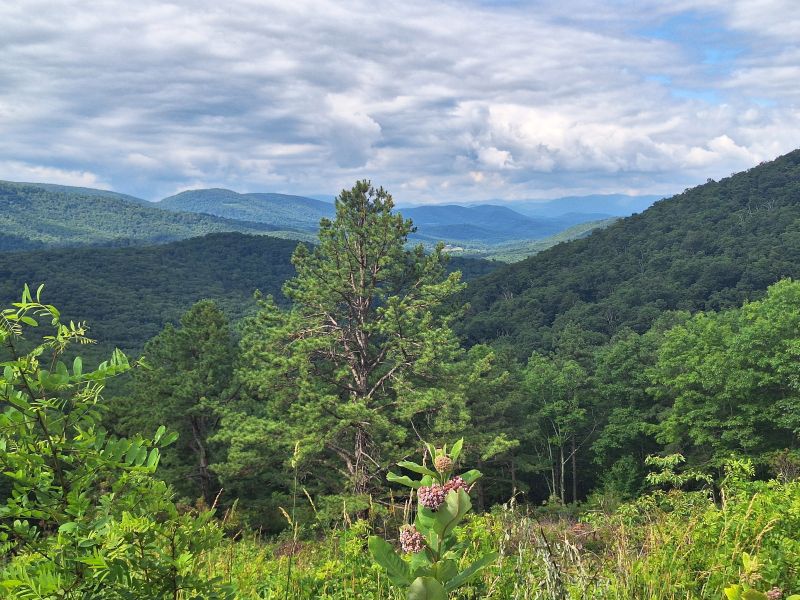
[0,286,233,598]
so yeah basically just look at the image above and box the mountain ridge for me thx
[459,149,800,356]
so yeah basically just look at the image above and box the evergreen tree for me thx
[111,300,236,503]
[218,181,468,497]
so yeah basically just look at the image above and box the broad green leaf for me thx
[388,471,421,489]
[434,558,458,583]
[161,431,179,446]
[146,448,160,469]
[407,576,447,600]
[425,442,437,461]
[58,522,78,534]
[444,551,498,592]
[459,469,482,485]
[434,488,471,539]
[153,425,166,444]
[368,536,411,586]
[450,438,464,462]
[409,551,433,578]
[415,506,438,537]
[124,441,140,465]
[397,460,438,478]
[72,356,82,378]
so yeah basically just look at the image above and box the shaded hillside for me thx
[460,150,800,356]
[158,188,335,231]
[0,181,299,250]
[0,233,499,359]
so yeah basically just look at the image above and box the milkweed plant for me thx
[369,439,498,599]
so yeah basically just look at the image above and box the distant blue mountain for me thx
[400,204,596,243]
[490,194,661,218]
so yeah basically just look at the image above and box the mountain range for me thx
[487,194,659,218]
[0,181,308,252]
[2,150,799,361]
[1,180,648,255]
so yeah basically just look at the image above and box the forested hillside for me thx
[158,188,335,230]
[0,232,498,358]
[0,181,305,250]
[461,149,800,356]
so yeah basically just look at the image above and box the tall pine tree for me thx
[220,181,468,496]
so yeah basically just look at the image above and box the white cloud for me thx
[0,161,108,188]
[0,0,797,201]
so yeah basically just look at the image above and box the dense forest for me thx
[0,232,498,359]
[461,148,800,357]
[1,158,799,599]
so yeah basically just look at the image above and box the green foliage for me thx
[215,181,471,504]
[0,233,498,363]
[195,472,799,598]
[0,233,299,360]
[370,440,498,599]
[651,279,800,465]
[0,286,232,598]
[461,149,800,357]
[109,300,236,503]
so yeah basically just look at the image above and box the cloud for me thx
[0,0,798,202]
[0,161,108,188]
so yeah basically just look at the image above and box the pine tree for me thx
[223,180,468,496]
[111,300,236,503]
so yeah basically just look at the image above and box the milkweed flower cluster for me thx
[399,525,426,554]
[444,475,467,494]
[434,455,453,473]
[417,484,446,511]
[767,588,783,600]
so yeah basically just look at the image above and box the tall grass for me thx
[206,478,800,599]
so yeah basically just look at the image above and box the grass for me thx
[203,477,800,598]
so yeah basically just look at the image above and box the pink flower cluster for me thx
[399,525,425,553]
[767,588,783,600]
[444,475,467,494]
[417,484,446,510]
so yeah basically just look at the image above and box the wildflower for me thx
[434,455,453,473]
[767,587,783,600]
[443,475,467,494]
[418,484,446,511]
[399,525,426,553]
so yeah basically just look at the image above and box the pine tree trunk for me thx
[353,425,369,495]
[571,436,577,504]
[559,445,565,504]
[190,417,212,503]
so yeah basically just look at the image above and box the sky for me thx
[1,0,798,203]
